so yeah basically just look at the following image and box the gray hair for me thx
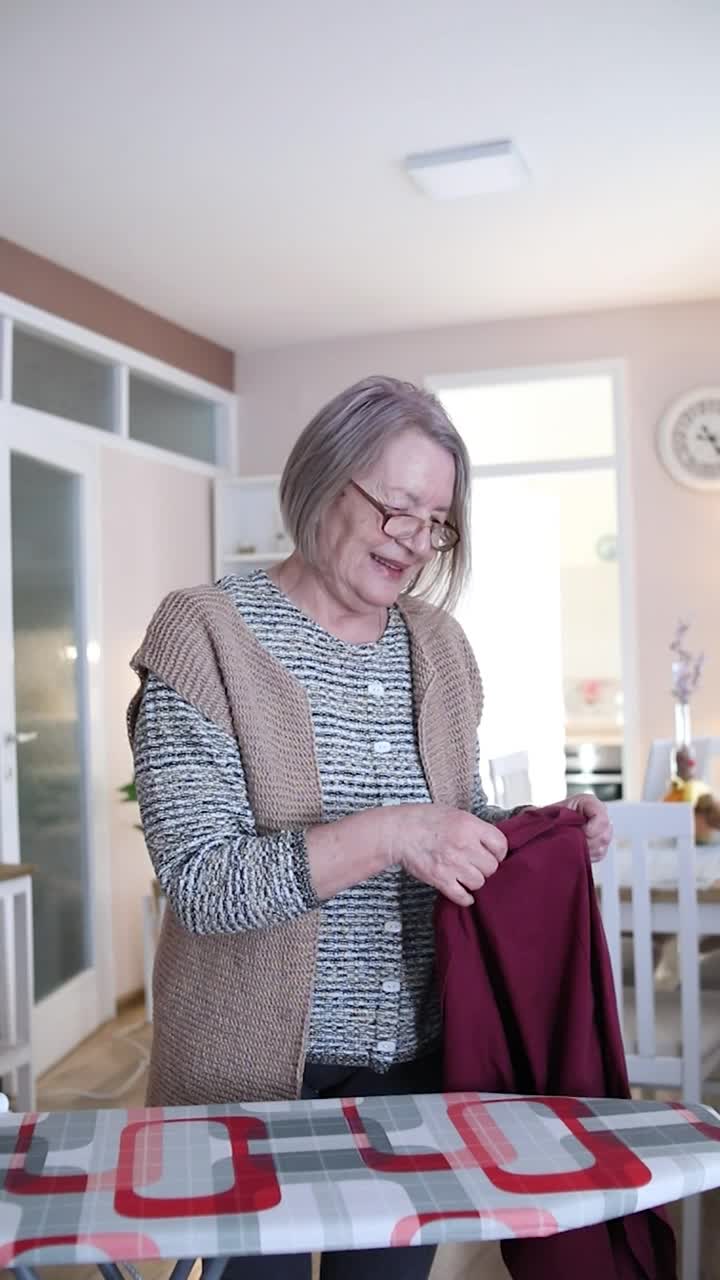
[279,375,471,612]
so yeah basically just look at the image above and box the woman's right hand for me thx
[306,802,507,905]
[387,804,508,906]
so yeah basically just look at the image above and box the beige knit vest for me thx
[128,583,483,1106]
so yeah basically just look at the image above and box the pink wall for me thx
[101,449,213,999]
[236,299,720,780]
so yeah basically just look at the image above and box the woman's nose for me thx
[403,524,434,558]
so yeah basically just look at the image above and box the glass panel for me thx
[458,467,621,804]
[437,375,615,465]
[10,453,90,1000]
[12,327,114,431]
[129,374,218,463]
[476,466,621,726]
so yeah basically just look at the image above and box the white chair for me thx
[641,736,720,801]
[596,801,720,1280]
[0,871,34,1112]
[0,1091,9,1112]
[489,750,532,808]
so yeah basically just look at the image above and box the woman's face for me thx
[316,428,457,612]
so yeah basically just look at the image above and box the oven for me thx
[564,742,623,802]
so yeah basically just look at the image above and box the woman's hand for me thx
[389,804,508,906]
[564,792,613,862]
[306,803,506,905]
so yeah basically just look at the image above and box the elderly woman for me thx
[129,376,611,1280]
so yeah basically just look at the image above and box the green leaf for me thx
[119,779,138,804]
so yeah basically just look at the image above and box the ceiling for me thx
[2,0,719,351]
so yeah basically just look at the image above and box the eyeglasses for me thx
[350,481,459,552]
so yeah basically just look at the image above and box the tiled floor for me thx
[2,1000,719,1279]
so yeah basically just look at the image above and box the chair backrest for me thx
[488,750,532,809]
[641,736,719,800]
[596,801,700,1102]
[0,1092,8,1113]
[704,735,720,794]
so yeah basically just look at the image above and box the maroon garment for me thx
[435,804,677,1279]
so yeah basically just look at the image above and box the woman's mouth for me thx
[370,552,410,578]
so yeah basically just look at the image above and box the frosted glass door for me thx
[0,405,113,1073]
[10,452,90,1000]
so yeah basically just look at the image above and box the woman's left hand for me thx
[564,793,613,862]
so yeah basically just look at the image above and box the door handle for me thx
[4,732,38,746]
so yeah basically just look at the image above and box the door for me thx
[456,479,567,805]
[433,366,633,796]
[0,406,113,1073]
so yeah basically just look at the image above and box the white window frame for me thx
[0,292,238,476]
[426,360,639,798]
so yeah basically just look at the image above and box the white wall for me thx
[236,298,720,792]
[100,448,212,1001]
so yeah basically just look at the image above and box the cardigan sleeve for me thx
[132,674,319,935]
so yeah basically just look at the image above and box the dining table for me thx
[2,1091,720,1279]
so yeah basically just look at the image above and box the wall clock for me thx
[657,388,720,490]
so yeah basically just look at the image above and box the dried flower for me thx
[670,620,704,704]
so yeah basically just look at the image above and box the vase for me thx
[673,699,692,753]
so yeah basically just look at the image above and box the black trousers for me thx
[210,1051,442,1280]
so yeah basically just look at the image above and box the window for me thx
[435,369,623,805]
[3,307,233,470]
[128,374,220,464]
[12,327,114,431]
[438,375,614,465]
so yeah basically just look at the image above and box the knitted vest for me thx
[127,583,483,1105]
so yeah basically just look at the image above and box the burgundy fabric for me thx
[435,804,677,1279]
